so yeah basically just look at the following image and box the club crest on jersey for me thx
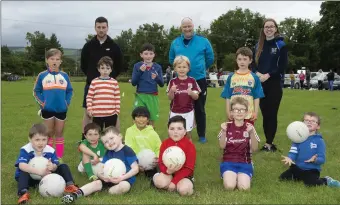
[271,48,278,54]
[188,83,192,88]
[243,131,249,138]
[59,79,64,84]
[248,80,253,86]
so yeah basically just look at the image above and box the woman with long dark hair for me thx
[252,18,288,152]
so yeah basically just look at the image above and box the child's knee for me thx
[223,182,236,190]
[108,181,130,195]
[237,183,250,190]
[153,173,171,189]
[177,180,194,196]
[94,180,103,190]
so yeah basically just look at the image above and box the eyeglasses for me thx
[303,119,318,125]
[231,108,247,113]
[264,25,276,29]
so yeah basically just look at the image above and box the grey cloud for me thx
[2,1,322,49]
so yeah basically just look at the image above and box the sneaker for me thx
[64,184,79,193]
[325,176,340,187]
[18,193,30,204]
[61,193,76,204]
[89,175,98,181]
[199,137,207,144]
[260,144,277,152]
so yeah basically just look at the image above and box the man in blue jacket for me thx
[169,17,214,143]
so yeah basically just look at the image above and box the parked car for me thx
[305,74,340,90]
[1,72,21,81]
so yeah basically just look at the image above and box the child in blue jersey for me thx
[33,48,73,159]
[131,43,164,127]
[15,123,79,204]
[221,47,264,124]
[61,126,139,204]
[280,112,340,187]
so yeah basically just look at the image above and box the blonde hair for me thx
[45,48,62,59]
[255,18,280,65]
[173,55,190,69]
[230,97,249,110]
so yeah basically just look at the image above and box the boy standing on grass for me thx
[15,123,79,204]
[131,43,164,128]
[167,55,200,141]
[280,112,340,187]
[86,56,120,131]
[124,106,161,179]
[220,47,264,124]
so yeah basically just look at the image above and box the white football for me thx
[39,173,66,197]
[28,157,48,180]
[137,149,156,170]
[103,158,126,178]
[162,146,186,171]
[286,121,310,143]
[92,162,104,176]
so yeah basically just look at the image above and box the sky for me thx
[1,1,323,49]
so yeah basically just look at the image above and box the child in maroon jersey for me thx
[152,115,196,196]
[166,55,200,141]
[218,97,260,190]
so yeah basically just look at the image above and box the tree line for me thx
[1,2,339,76]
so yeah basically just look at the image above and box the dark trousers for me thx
[93,114,118,131]
[17,164,74,195]
[194,78,207,137]
[300,80,304,89]
[144,167,159,179]
[318,80,323,90]
[279,164,327,187]
[260,79,282,145]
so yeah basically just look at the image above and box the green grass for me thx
[2,80,340,204]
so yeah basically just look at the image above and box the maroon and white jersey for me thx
[222,121,256,163]
[166,77,201,113]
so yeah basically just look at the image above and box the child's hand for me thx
[140,64,147,72]
[110,175,125,184]
[170,85,177,93]
[250,113,257,121]
[246,123,254,133]
[167,182,176,192]
[139,165,145,172]
[38,168,51,177]
[281,155,295,166]
[305,154,318,163]
[46,158,54,171]
[221,122,227,131]
[87,110,93,117]
[91,155,100,165]
[151,72,157,79]
[166,167,179,175]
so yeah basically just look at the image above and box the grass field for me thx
[2,80,340,204]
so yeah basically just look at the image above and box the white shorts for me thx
[78,161,85,173]
[169,110,195,131]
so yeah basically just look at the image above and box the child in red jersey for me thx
[218,97,260,190]
[152,115,196,196]
[167,55,200,141]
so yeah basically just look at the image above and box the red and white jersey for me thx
[221,121,259,163]
[166,77,201,113]
[86,77,120,117]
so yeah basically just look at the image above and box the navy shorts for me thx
[220,162,254,178]
[101,177,135,187]
[41,110,67,121]
[82,84,90,108]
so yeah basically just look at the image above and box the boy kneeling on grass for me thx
[280,112,340,187]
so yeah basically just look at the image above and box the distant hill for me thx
[7,46,80,59]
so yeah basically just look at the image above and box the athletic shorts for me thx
[220,162,254,178]
[101,177,135,187]
[169,110,195,131]
[41,110,67,121]
[82,84,90,108]
[134,93,159,121]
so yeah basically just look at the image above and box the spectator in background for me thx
[290,71,295,89]
[166,66,172,86]
[327,69,335,91]
[317,69,325,90]
[298,71,305,90]
[217,68,224,86]
[306,69,311,89]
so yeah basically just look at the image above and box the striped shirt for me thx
[86,77,120,117]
